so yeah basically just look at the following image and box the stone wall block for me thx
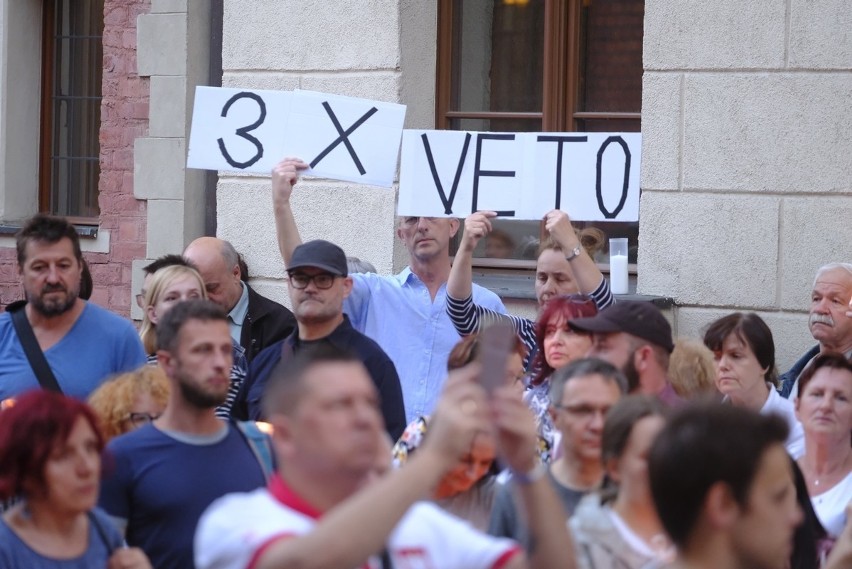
[146,199,185,258]
[221,73,301,92]
[150,0,187,13]
[779,197,852,310]
[644,0,785,70]
[149,76,187,137]
[641,72,682,191]
[137,13,187,76]
[133,138,186,199]
[216,177,397,278]
[675,307,814,371]
[223,0,400,71]
[789,0,852,69]
[638,192,779,308]
[300,73,401,103]
[682,74,852,193]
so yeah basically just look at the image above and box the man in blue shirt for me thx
[0,214,146,401]
[271,158,506,422]
[99,300,269,569]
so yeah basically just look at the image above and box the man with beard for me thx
[230,239,406,441]
[569,301,684,406]
[779,262,852,398]
[0,214,145,400]
[99,300,270,569]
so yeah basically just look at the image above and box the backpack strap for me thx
[7,302,63,394]
[234,420,276,482]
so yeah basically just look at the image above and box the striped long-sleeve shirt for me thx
[446,277,614,370]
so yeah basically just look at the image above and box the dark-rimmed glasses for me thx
[127,412,162,427]
[287,272,339,290]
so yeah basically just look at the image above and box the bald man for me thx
[184,237,295,362]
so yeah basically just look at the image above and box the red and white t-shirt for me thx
[195,475,522,569]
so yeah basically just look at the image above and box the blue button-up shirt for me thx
[344,267,506,423]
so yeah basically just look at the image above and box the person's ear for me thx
[448,218,460,238]
[341,276,353,299]
[704,481,740,530]
[231,264,241,283]
[146,304,159,325]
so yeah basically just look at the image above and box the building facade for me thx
[0,0,849,369]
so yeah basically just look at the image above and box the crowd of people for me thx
[0,157,849,569]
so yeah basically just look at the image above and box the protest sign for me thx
[398,130,641,222]
[280,90,406,188]
[188,87,406,187]
[187,86,292,174]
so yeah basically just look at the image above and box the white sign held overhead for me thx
[187,87,293,174]
[398,130,641,222]
[280,90,407,188]
[188,87,407,187]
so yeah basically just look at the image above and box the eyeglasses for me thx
[127,412,161,426]
[552,403,611,422]
[287,272,338,290]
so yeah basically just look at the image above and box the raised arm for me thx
[448,211,496,301]
[271,157,310,267]
[544,210,609,302]
[254,366,490,569]
[491,387,576,569]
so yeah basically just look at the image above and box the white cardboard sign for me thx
[188,87,406,187]
[280,90,407,188]
[187,87,293,174]
[398,130,641,222]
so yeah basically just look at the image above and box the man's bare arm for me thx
[255,367,490,569]
[491,387,576,569]
[271,158,309,266]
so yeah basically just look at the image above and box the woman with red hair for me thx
[0,390,150,568]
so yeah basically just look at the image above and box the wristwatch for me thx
[565,245,582,261]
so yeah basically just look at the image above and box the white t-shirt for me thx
[761,387,806,459]
[812,471,852,538]
[195,475,521,569]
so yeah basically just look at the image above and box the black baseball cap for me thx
[569,301,674,353]
[287,240,348,277]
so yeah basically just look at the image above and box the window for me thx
[436,0,643,266]
[39,0,104,220]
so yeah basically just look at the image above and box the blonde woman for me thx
[139,265,247,418]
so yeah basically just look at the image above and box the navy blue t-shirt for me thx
[99,423,266,569]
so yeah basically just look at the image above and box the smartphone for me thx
[476,322,514,396]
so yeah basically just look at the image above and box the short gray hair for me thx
[548,358,628,407]
[220,240,240,269]
[814,263,852,287]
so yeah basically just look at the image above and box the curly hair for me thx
[88,366,170,441]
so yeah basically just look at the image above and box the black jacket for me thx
[239,284,296,363]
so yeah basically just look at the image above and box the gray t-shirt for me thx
[488,469,588,549]
[0,508,122,568]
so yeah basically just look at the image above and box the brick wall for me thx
[0,0,150,316]
[95,0,150,316]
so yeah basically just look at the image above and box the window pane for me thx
[453,0,544,113]
[450,116,542,132]
[578,0,644,114]
[45,0,103,218]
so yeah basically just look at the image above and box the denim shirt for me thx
[344,268,506,422]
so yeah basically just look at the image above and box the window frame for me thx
[38,0,104,225]
[435,0,641,273]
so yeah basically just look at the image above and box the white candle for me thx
[610,254,629,295]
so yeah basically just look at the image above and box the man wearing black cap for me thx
[569,301,684,406]
[229,239,407,440]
